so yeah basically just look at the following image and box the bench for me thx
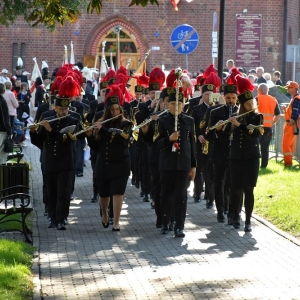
[0,185,33,244]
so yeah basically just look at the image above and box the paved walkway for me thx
[23,140,300,300]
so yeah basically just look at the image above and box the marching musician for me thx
[228,75,264,232]
[30,76,82,231]
[206,68,240,223]
[141,88,169,228]
[155,87,196,238]
[193,72,221,203]
[86,84,132,232]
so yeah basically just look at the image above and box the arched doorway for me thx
[84,27,141,72]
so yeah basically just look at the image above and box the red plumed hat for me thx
[72,68,83,86]
[203,64,217,79]
[166,69,177,88]
[149,67,165,91]
[116,66,128,77]
[102,69,117,86]
[236,75,255,103]
[64,71,82,87]
[203,72,221,93]
[136,73,149,87]
[196,75,203,85]
[57,76,81,99]
[51,76,63,94]
[226,67,242,85]
[104,84,123,108]
[56,65,71,78]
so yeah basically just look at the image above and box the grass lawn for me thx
[255,159,300,237]
[0,239,34,300]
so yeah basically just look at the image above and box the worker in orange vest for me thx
[281,81,300,167]
[257,83,281,168]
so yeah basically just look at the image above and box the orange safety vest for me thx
[284,95,300,124]
[257,94,278,127]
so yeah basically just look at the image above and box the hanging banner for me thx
[235,14,262,68]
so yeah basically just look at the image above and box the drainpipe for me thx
[282,0,287,83]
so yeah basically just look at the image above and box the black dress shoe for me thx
[76,173,83,177]
[91,194,98,203]
[168,222,175,231]
[206,201,213,209]
[143,194,150,202]
[233,220,240,229]
[174,229,185,238]
[140,191,145,197]
[57,223,66,230]
[217,214,225,223]
[48,221,56,228]
[194,196,201,203]
[161,226,168,234]
[244,223,252,232]
[112,226,120,231]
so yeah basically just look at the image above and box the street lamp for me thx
[217,0,225,80]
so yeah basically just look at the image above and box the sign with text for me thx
[235,14,262,68]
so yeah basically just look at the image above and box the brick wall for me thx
[0,0,298,82]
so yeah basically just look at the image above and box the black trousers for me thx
[160,170,189,230]
[91,152,98,195]
[139,146,151,194]
[259,127,272,168]
[214,162,230,216]
[150,163,161,224]
[194,147,208,198]
[45,170,73,224]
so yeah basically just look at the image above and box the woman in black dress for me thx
[228,75,264,232]
[87,85,132,231]
[16,82,31,126]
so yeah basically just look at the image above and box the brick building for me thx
[0,0,299,83]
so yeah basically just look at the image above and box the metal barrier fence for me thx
[269,114,300,166]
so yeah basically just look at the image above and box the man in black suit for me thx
[155,87,196,238]
[207,84,238,223]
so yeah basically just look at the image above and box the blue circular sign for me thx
[170,24,199,55]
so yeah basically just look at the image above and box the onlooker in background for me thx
[0,82,12,164]
[255,67,267,84]
[3,81,19,128]
[272,70,283,86]
[257,83,281,168]
[248,74,256,85]
[281,81,300,167]
[0,69,10,83]
[16,82,31,127]
[263,73,275,87]
[226,59,235,71]
[13,117,26,146]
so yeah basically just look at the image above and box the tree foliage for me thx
[0,0,159,30]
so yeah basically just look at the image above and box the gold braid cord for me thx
[153,120,160,142]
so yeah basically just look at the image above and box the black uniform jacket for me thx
[229,112,263,160]
[207,104,239,163]
[87,119,132,179]
[184,95,201,116]
[35,85,46,107]
[30,115,79,172]
[141,110,166,164]
[156,112,197,171]
[192,102,210,138]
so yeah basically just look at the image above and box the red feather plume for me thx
[235,75,255,94]
[166,69,177,88]
[196,75,203,85]
[58,75,81,98]
[51,76,63,94]
[56,65,71,78]
[72,68,83,86]
[136,73,149,87]
[226,67,242,85]
[116,66,128,77]
[203,64,217,79]
[101,69,116,82]
[149,67,165,88]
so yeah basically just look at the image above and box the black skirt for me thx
[229,158,259,189]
